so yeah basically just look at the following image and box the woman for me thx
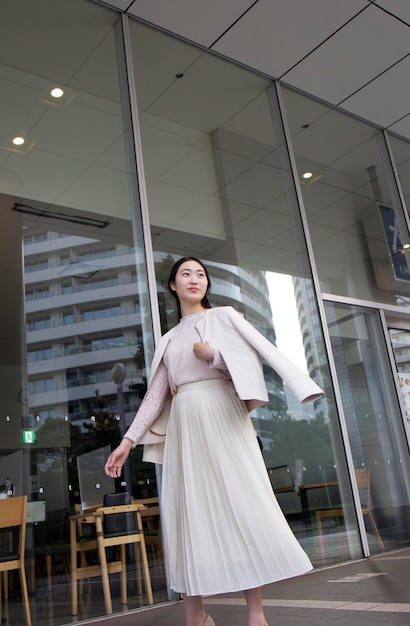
[105,257,323,626]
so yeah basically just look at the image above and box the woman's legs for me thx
[243,587,268,626]
[182,594,214,626]
[182,588,267,626]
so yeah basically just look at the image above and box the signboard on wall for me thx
[379,204,410,282]
[363,203,410,296]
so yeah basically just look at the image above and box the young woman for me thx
[105,257,323,626]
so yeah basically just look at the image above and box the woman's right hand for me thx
[104,438,133,478]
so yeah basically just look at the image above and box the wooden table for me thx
[275,481,339,522]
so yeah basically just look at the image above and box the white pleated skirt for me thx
[161,378,313,596]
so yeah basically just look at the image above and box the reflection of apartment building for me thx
[293,276,326,415]
[24,233,288,433]
[25,232,143,430]
[390,329,410,372]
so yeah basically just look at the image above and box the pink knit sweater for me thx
[124,311,228,445]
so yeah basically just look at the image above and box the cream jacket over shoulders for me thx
[140,306,323,463]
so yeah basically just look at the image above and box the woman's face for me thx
[170,260,209,308]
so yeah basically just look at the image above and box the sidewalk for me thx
[77,547,410,626]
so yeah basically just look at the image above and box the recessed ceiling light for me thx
[12,135,25,146]
[39,84,76,107]
[50,87,64,99]
[299,171,322,185]
[403,243,410,249]
[1,131,36,154]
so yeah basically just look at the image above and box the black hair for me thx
[168,256,212,319]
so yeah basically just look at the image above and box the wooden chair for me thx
[137,498,163,563]
[316,468,384,558]
[70,501,153,615]
[0,495,32,626]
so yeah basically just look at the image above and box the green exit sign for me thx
[23,430,35,444]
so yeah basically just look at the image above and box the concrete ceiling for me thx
[103,0,410,141]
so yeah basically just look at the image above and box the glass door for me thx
[325,301,410,553]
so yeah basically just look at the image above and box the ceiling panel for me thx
[285,106,378,168]
[1,0,117,84]
[127,0,254,47]
[33,102,124,163]
[212,0,368,78]
[101,0,131,9]
[389,114,410,139]
[130,23,203,111]
[146,180,209,226]
[281,4,410,105]
[375,0,410,24]
[145,53,269,132]
[341,55,410,128]
[97,0,410,140]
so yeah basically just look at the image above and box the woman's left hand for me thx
[193,341,215,362]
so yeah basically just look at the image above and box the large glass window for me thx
[0,0,160,622]
[129,19,355,566]
[325,302,410,552]
[282,87,410,308]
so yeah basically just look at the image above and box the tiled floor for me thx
[2,549,410,626]
[78,550,410,626]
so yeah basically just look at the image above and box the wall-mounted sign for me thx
[22,430,35,444]
[363,203,410,297]
[379,204,410,282]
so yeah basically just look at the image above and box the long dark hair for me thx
[168,256,212,319]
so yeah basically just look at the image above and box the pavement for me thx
[76,547,410,626]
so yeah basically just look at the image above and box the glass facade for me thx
[282,87,410,307]
[0,1,409,624]
[325,303,410,553]
[128,18,355,567]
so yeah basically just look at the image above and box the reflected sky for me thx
[266,272,307,373]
